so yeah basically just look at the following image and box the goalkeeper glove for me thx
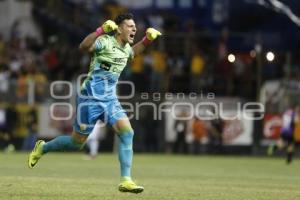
[96,20,118,36]
[142,28,162,46]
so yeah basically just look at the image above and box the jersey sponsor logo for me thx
[100,62,122,74]
[113,57,127,64]
[111,66,122,73]
[100,61,111,71]
[80,124,87,131]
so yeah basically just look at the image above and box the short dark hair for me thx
[114,13,134,25]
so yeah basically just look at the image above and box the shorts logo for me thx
[80,124,87,131]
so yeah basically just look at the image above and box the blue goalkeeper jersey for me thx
[80,34,134,101]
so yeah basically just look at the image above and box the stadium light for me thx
[266,51,275,62]
[228,54,235,63]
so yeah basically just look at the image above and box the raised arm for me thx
[132,28,162,56]
[79,20,118,53]
[79,32,99,52]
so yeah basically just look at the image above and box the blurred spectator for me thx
[173,110,189,154]
[43,37,59,80]
[191,116,208,154]
[215,57,233,95]
[130,54,145,92]
[263,62,281,80]
[206,117,224,154]
[12,104,33,149]
[135,17,147,39]
[143,108,159,153]
[168,54,188,93]
[218,28,228,61]
[9,56,22,79]
[27,65,47,102]
[233,53,255,99]
[150,50,167,92]
[103,0,127,20]
[22,106,38,151]
[0,34,5,55]
[147,11,164,32]
[16,68,28,101]
[190,47,205,93]
[79,53,90,73]
[0,62,10,96]
[0,104,16,150]
[164,13,179,32]
[6,103,17,144]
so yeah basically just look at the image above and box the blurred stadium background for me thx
[0,0,299,155]
[1,0,300,199]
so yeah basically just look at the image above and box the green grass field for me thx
[0,153,299,200]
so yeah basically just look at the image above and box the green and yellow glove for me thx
[143,28,162,45]
[96,20,118,36]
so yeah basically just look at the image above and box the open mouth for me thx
[129,34,135,40]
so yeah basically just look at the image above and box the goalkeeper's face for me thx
[119,19,136,44]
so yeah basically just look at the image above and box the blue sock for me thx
[43,135,82,154]
[118,130,134,178]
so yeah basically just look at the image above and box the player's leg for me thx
[105,99,143,193]
[113,118,134,179]
[86,122,102,158]
[28,131,88,168]
[43,131,88,153]
[286,140,295,164]
[277,138,286,150]
[267,137,285,156]
[28,94,99,169]
[40,93,104,155]
[112,117,144,193]
[87,138,99,158]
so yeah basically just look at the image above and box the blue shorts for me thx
[73,69,127,135]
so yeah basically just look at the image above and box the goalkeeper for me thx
[28,13,161,193]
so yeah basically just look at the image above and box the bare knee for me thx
[113,118,133,134]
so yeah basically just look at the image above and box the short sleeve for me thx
[129,46,134,60]
[94,35,108,52]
